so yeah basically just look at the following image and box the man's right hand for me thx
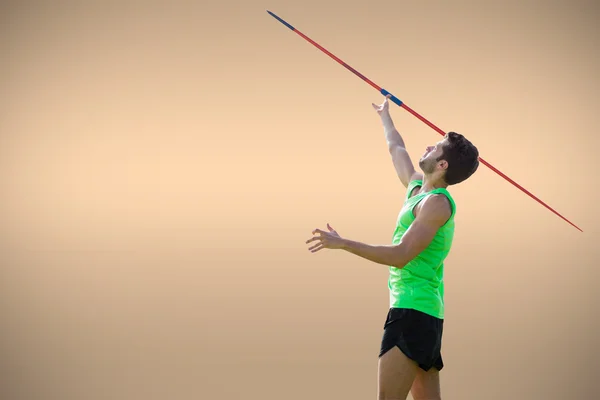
[372,94,392,116]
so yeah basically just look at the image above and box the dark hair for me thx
[437,131,479,185]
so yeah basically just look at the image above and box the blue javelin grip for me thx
[380,89,403,106]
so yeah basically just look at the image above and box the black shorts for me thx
[379,307,444,372]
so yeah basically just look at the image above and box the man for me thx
[305,94,480,400]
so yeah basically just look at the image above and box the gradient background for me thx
[1,1,599,399]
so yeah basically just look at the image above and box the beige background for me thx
[1,0,599,399]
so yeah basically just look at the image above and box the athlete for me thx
[305,94,480,400]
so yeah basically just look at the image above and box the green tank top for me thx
[388,179,456,319]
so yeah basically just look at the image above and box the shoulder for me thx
[409,171,423,182]
[406,173,424,198]
[415,194,452,224]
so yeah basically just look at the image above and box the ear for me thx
[438,159,449,170]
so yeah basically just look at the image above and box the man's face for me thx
[419,139,446,174]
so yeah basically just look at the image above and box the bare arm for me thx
[306,196,451,268]
[373,96,422,187]
[340,195,450,267]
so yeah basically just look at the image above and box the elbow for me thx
[390,246,408,269]
[391,261,407,270]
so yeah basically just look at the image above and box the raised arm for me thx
[373,95,423,187]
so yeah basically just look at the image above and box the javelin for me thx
[266,10,582,233]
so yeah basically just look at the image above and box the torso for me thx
[388,180,456,320]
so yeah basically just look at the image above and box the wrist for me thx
[380,113,394,128]
[339,237,353,251]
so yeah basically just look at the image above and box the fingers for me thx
[309,244,324,253]
[373,95,391,111]
[308,243,323,252]
[306,236,320,244]
[306,236,325,253]
[307,225,336,253]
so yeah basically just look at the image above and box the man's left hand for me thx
[306,223,344,253]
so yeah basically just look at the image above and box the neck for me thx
[420,175,448,192]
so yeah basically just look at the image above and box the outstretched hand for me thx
[372,94,392,115]
[306,223,344,253]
